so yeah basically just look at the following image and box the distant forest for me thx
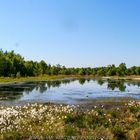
[0,50,140,77]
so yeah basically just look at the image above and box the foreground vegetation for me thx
[0,49,140,78]
[0,100,140,140]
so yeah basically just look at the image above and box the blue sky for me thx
[0,0,140,67]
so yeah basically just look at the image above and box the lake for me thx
[0,78,140,105]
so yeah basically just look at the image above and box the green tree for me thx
[78,69,85,75]
[135,67,140,75]
[24,61,35,76]
[119,63,127,71]
[130,66,136,75]
[107,68,116,76]
[116,63,127,76]
[97,69,105,76]
[39,60,47,75]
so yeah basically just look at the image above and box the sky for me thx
[0,0,140,67]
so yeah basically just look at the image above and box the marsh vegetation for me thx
[0,101,140,140]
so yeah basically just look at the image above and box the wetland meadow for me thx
[0,78,140,140]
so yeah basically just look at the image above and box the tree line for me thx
[0,49,140,77]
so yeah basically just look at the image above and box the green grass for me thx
[0,75,140,85]
[0,75,96,84]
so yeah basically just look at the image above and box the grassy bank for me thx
[103,75,140,81]
[0,75,87,84]
[0,75,140,84]
[0,100,140,140]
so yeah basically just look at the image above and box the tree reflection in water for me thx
[79,78,86,85]
[0,78,140,101]
[97,79,104,86]
[107,79,126,92]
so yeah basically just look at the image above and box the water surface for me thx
[0,78,140,105]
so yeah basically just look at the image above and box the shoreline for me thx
[0,75,140,85]
[0,97,136,107]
